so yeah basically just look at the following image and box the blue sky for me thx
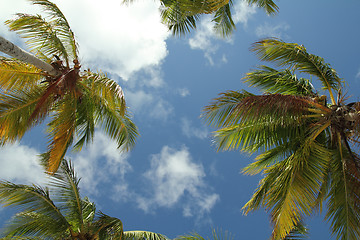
[1,0,360,239]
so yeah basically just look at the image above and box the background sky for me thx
[1,0,360,239]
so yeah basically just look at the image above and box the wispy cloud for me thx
[0,143,46,184]
[255,22,290,39]
[177,88,190,97]
[135,146,219,218]
[181,118,209,139]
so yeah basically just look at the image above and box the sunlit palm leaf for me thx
[46,93,77,173]
[5,14,68,64]
[243,65,317,97]
[29,0,79,62]
[0,57,44,91]
[124,230,169,240]
[0,86,49,145]
[93,213,124,240]
[250,38,342,104]
[243,140,331,239]
[176,228,233,240]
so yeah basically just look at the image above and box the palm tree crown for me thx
[123,0,279,37]
[202,38,360,239]
[0,159,168,240]
[0,0,138,173]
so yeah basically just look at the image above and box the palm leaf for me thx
[0,57,44,91]
[48,161,84,231]
[243,65,317,97]
[0,181,70,234]
[29,0,79,63]
[5,14,68,64]
[245,0,278,15]
[250,38,342,104]
[93,213,124,240]
[45,93,77,173]
[124,230,169,240]
[0,86,49,145]
[212,3,235,37]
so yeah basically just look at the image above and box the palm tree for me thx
[0,159,168,240]
[202,38,360,239]
[123,0,279,37]
[0,0,138,173]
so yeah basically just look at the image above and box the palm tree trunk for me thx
[0,35,60,76]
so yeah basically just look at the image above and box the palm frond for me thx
[48,160,84,231]
[212,3,235,37]
[243,65,317,97]
[5,14,68,64]
[93,213,124,240]
[0,181,70,233]
[124,230,169,240]
[2,211,69,239]
[326,140,360,240]
[0,86,48,145]
[250,38,342,104]
[29,0,79,63]
[45,93,77,173]
[0,57,44,91]
[243,140,331,239]
[245,0,278,15]
[78,72,138,152]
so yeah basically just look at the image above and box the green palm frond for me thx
[243,66,317,97]
[78,72,138,152]
[2,211,68,239]
[250,38,342,104]
[5,14,68,64]
[212,3,235,37]
[0,57,44,91]
[283,222,308,240]
[29,0,79,61]
[326,144,360,240]
[245,0,278,15]
[0,86,49,145]
[93,213,124,240]
[124,230,169,240]
[48,160,84,231]
[243,140,331,239]
[176,229,233,240]
[160,3,200,37]
[0,182,70,234]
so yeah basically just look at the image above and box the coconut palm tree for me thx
[0,159,168,240]
[0,0,138,173]
[202,38,360,239]
[123,0,279,37]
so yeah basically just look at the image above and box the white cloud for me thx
[70,132,132,196]
[125,89,174,121]
[255,22,290,39]
[0,143,47,184]
[135,146,219,217]
[0,0,170,81]
[177,88,190,97]
[181,118,209,139]
[188,0,256,65]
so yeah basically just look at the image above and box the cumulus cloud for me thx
[135,146,219,218]
[188,0,256,65]
[70,132,132,196]
[0,0,170,81]
[181,118,209,139]
[0,143,46,184]
[255,22,290,39]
